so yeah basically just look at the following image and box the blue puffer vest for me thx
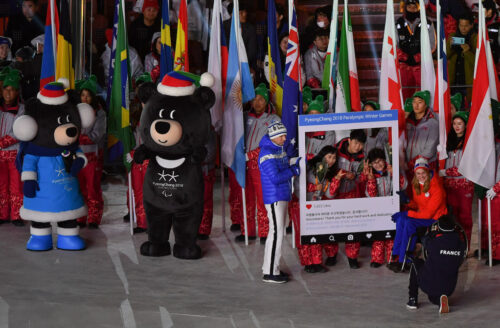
[258,135,294,204]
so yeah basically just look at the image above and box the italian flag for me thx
[458,2,496,189]
[335,0,361,113]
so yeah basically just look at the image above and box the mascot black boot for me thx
[134,71,215,259]
[13,82,95,251]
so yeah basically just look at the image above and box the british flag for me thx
[282,3,302,149]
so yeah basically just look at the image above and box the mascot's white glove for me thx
[245,153,249,161]
[126,152,133,164]
[486,188,497,200]
[439,169,446,177]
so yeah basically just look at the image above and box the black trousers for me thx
[408,258,440,305]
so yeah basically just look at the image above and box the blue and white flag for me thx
[221,1,255,188]
[282,2,301,148]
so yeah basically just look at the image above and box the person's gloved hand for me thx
[23,180,39,198]
[126,152,133,164]
[290,161,301,176]
[486,188,497,200]
[396,190,410,204]
[70,157,85,176]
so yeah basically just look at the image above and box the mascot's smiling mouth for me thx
[157,139,168,144]
[156,156,185,169]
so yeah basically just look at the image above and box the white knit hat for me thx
[268,121,287,139]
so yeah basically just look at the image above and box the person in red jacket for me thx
[0,69,24,226]
[389,158,448,271]
[440,111,473,248]
[76,75,106,229]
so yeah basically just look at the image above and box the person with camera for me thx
[447,12,477,105]
[406,214,466,314]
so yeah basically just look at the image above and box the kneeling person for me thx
[407,214,466,314]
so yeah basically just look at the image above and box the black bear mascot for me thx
[134,71,215,259]
[13,81,95,251]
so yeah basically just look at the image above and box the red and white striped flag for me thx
[419,0,435,106]
[379,0,405,158]
[434,1,451,171]
[458,1,496,188]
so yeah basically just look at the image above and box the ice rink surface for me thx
[1,175,499,328]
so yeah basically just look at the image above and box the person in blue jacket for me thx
[258,121,300,284]
[13,82,95,251]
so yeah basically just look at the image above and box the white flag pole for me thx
[488,198,492,267]
[128,172,134,236]
[478,198,482,260]
[242,188,248,246]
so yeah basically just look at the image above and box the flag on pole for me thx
[267,0,284,115]
[379,0,405,154]
[160,0,174,79]
[458,1,496,189]
[174,0,189,71]
[434,3,451,171]
[107,0,135,171]
[221,1,255,188]
[207,0,228,131]
[419,0,435,106]
[55,0,74,89]
[335,0,361,113]
[40,0,58,89]
[322,0,339,110]
[282,1,301,148]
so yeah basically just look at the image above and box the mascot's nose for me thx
[156,121,171,134]
[66,127,78,138]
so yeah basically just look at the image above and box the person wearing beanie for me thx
[144,32,162,74]
[304,28,329,88]
[406,214,466,313]
[76,75,106,229]
[101,29,144,88]
[327,129,368,269]
[0,37,13,67]
[405,90,439,182]
[389,157,448,271]
[232,84,279,243]
[0,66,13,101]
[0,69,25,226]
[128,0,161,61]
[440,111,473,248]
[450,93,462,116]
[304,95,336,158]
[396,0,436,99]
[362,100,389,156]
[302,86,313,112]
[259,121,300,283]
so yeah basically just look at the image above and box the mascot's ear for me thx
[77,103,96,129]
[194,86,216,111]
[13,115,38,141]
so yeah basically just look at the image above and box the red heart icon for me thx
[306,204,312,209]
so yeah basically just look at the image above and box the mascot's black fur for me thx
[134,85,215,259]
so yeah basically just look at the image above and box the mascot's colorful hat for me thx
[453,111,469,125]
[254,83,269,103]
[414,157,430,172]
[306,95,325,113]
[268,121,287,139]
[157,71,214,97]
[37,82,68,105]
